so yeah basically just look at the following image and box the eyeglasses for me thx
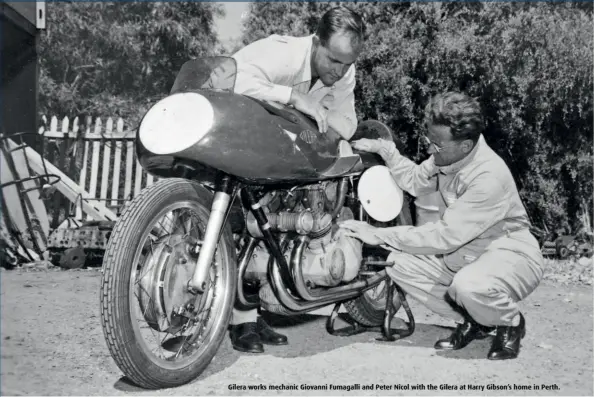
[418,134,460,153]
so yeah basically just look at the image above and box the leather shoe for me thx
[257,317,288,345]
[487,313,526,360]
[230,322,264,353]
[435,318,493,350]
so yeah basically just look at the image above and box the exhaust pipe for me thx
[243,189,299,296]
[330,178,349,220]
[235,237,259,309]
[290,235,386,301]
[266,237,388,313]
[269,261,387,313]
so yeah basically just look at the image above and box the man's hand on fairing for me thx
[350,138,396,159]
[289,90,328,133]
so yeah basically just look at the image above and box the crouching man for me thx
[340,92,544,360]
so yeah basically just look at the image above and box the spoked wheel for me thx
[100,179,237,389]
[343,193,412,327]
[344,280,401,326]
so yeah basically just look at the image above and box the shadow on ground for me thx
[112,310,461,391]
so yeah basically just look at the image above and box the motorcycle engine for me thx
[244,181,362,288]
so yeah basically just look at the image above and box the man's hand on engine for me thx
[338,220,383,246]
[289,90,328,133]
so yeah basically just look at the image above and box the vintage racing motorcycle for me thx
[99,57,417,389]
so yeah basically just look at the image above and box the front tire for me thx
[100,178,237,389]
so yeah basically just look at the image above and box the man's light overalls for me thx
[375,135,544,326]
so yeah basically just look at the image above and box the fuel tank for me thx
[136,57,378,185]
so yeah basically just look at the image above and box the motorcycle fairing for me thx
[137,57,369,184]
[251,98,364,176]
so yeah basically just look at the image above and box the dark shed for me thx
[1,2,46,138]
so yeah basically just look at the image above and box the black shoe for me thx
[257,317,288,345]
[487,313,526,360]
[230,322,264,353]
[435,318,493,350]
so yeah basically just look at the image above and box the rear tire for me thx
[100,178,237,389]
[344,195,413,326]
[344,280,401,327]
[557,245,570,259]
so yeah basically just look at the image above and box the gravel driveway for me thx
[1,268,592,396]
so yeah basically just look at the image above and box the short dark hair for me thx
[316,6,366,48]
[424,92,485,143]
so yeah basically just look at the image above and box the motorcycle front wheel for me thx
[100,178,237,389]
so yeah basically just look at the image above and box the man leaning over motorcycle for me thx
[340,92,545,360]
[228,6,367,353]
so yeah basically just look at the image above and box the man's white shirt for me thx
[232,34,358,139]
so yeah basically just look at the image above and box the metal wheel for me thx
[344,280,401,326]
[100,179,236,389]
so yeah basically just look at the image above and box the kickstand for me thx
[326,280,415,341]
[326,303,371,336]
[377,280,415,341]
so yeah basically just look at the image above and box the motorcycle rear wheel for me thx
[344,196,413,326]
[100,178,237,389]
[344,280,401,326]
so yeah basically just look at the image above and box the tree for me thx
[39,1,224,127]
[240,2,593,233]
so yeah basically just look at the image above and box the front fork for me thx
[188,173,239,293]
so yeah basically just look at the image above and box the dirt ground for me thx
[1,267,592,396]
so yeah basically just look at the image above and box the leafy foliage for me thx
[240,1,593,234]
[39,1,224,127]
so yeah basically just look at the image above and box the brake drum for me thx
[136,235,213,334]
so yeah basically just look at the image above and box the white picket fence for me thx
[39,115,158,225]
